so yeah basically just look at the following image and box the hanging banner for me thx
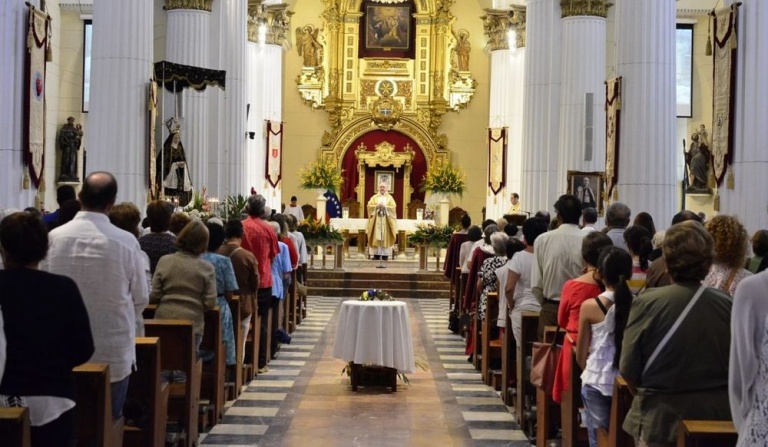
[605,77,622,200]
[24,4,51,189]
[148,81,158,196]
[487,127,507,196]
[711,4,739,187]
[266,121,283,188]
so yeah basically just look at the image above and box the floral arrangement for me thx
[221,194,248,219]
[406,223,455,248]
[184,187,214,221]
[421,159,467,197]
[181,189,251,221]
[299,157,345,194]
[297,215,344,245]
[359,289,393,301]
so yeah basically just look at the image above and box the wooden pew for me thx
[200,308,225,425]
[123,337,169,447]
[472,307,482,370]
[459,272,469,335]
[561,348,587,447]
[0,407,31,447]
[536,326,564,447]
[228,296,244,400]
[603,376,634,447]
[676,420,737,447]
[142,304,157,320]
[244,309,261,381]
[516,311,540,428]
[72,363,125,447]
[481,292,502,386]
[501,312,515,406]
[300,263,308,320]
[144,320,201,447]
[288,270,299,333]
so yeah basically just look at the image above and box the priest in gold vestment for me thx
[367,182,398,260]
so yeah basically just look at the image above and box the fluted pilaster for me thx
[0,1,36,209]
[220,0,248,197]
[89,0,153,209]
[486,49,526,220]
[166,8,211,194]
[557,15,606,195]
[521,0,562,212]
[720,0,768,234]
[615,0,676,227]
[247,42,284,210]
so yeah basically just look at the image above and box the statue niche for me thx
[685,124,712,194]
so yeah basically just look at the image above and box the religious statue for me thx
[57,116,83,182]
[295,25,323,67]
[366,182,397,261]
[157,118,193,206]
[685,125,712,193]
[453,29,471,72]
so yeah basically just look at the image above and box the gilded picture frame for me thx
[375,170,395,196]
[567,171,605,215]
[365,5,411,51]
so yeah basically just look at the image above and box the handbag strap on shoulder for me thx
[642,284,706,376]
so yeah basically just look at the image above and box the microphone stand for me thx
[377,205,386,269]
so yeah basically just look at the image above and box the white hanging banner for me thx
[266,120,283,188]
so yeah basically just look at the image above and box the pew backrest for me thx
[72,363,124,447]
[0,407,31,447]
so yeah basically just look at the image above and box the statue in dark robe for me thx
[58,116,83,182]
[157,131,192,206]
[685,129,711,193]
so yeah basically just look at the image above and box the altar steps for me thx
[307,270,451,299]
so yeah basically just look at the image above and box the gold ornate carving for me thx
[295,24,324,67]
[395,81,412,108]
[560,0,608,18]
[356,141,414,170]
[248,3,292,48]
[369,95,403,131]
[296,66,325,108]
[165,0,213,12]
[511,6,526,48]
[482,9,513,52]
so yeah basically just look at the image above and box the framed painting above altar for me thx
[360,1,415,58]
[375,170,395,195]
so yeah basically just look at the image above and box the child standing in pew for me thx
[575,246,633,447]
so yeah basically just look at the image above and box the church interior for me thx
[1,0,768,445]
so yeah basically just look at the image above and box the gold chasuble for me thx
[366,192,398,254]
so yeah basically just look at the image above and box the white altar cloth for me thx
[332,300,415,373]
[329,218,435,233]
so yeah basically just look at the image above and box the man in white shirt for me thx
[531,194,586,339]
[581,207,598,233]
[284,196,305,222]
[44,172,149,420]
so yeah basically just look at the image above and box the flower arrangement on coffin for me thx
[298,157,345,195]
[297,215,344,245]
[420,159,467,197]
[359,289,393,302]
[406,223,455,248]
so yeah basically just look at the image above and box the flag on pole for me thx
[324,190,342,218]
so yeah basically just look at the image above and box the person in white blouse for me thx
[730,270,768,446]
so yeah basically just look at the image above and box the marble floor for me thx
[199,296,531,447]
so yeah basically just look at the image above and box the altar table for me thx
[332,300,415,373]
[329,218,435,256]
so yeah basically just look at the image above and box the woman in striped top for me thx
[623,225,653,295]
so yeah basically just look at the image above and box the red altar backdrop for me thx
[341,130,426,219]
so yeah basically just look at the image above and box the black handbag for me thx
[460,312,472,332]
[448,310,460,333]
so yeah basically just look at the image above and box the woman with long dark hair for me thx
[575,246,633,447]
[624,225,653,294]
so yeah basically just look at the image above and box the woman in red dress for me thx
[552,232,612,403]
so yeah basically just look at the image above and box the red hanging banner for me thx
[265,120,283,188]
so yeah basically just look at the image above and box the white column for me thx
[557,15,606,195]
[0,0,36,209]
[486,48,526,220]
[720,0,768,234]
[165,7,211,196]
[520,0,562,213]
[614,0,677,228]
[219,0,248,199]
[88,0,153,209]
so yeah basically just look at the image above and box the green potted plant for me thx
[299,157,345,196]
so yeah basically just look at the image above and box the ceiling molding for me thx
[59,1,93,14]
[677,8,710,18]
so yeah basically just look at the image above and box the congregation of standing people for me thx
[0,173,308,446]
[458,192,768,447]
[1,173,768,446]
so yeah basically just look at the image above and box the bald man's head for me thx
[79,171,118,213]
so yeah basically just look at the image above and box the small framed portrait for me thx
[375,170,395,195]
[567,171,605,215]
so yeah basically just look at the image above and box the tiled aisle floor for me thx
[200,296,531,446]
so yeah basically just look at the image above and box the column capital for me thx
[560,0,608,19]
[165,0,213,12]
[482,7,526,52]
[248,3,293,48]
